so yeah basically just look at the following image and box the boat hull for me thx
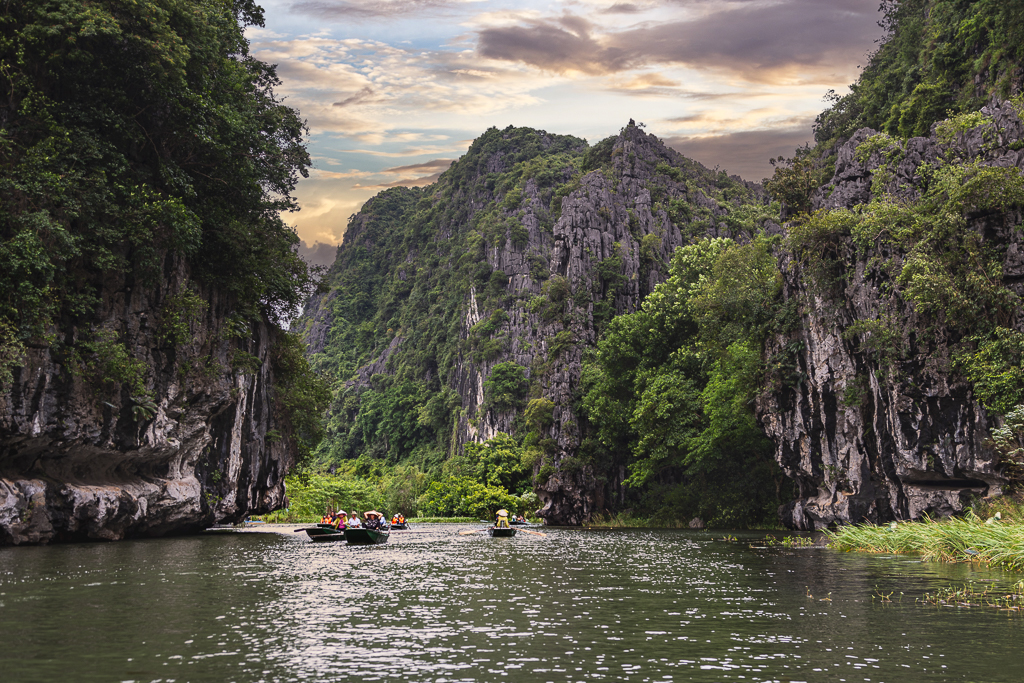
[488,527,517,538]
[344,528,390,545]
[305,527,346,542]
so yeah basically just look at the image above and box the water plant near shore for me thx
[826,513,1024,571]
[920,580,1024,612]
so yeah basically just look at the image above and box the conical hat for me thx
[496,509,509,516]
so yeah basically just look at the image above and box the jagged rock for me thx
[0,254,292,545]
[301,123,766,525]
[762,100,1024,529]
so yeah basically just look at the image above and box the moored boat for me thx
[344,528,390,545]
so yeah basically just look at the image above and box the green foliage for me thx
[280,473,383,521]
[991,406,1024,484]
[158,289,208,347]
[0,0,316,351]
[483,361,528,412]
[581,237,788,527]
[417,476,523,517]
[935,110,994,145]
[76,329,149,397]
[525,397,555,431]
[955,329,1024,415]
[765,146,832,216]
[271,332,331,467]
[462,432,533,494]
[814,0,1024,145]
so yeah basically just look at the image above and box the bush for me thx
[417,476,522,517]
[483,361,528,412]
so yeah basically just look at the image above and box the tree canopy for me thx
[0,0,315,381]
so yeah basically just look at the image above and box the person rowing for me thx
[495,509,510,529]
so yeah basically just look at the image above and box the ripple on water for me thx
[0,526,1021,681]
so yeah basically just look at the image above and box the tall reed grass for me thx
[826,511,1024,571]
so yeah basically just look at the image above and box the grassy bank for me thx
[826,507,1024,571]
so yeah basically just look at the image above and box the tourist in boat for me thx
[347,511,361,528]
[333,510,346,529]
[365,513,380,530]
[391,514,399,525]
[495,509,510,529]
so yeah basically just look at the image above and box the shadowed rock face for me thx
[0,254,292,545]
[757,100,1024,530]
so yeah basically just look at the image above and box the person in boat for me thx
[365,513,380,530]
[399,514,406,525]
[391,514,399,526]
[495,510,510,529]
[347,511,361,528]
[333,510,346,529]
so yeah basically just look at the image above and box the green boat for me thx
[304,526,346,542]
[488,527,517,538]
[344,527,390,545]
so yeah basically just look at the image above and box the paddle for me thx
[459,529,487,535]
[516,528,547,537]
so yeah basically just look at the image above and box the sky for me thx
[249,0,886,247]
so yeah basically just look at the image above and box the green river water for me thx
[0,525,1020,682]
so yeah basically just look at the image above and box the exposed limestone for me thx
[0,254,291,545]
[759,100,1024,529]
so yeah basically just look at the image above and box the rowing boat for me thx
[488,527,517,538]
[304,526,346,542]
[344,528,390,545]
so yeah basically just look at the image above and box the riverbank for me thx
[826,510,1024,571]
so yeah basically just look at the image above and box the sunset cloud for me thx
[250,0,884,245]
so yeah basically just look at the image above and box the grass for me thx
[826,505,1024,571]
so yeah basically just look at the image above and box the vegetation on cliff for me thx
[298,120,788,525]
[1,1,327,458]
[294,0,1024,528]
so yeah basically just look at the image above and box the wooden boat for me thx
[390,522,410,530]
[488,527,517,538]
[304,526,347,542]
[344,527,390,545]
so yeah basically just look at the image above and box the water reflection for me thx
[1,526,1020,682]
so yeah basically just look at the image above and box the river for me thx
[0,525,1019,682]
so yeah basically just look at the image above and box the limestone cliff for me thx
[300,123,768,524]
[759,100,1024,529]
[0,255,292,545]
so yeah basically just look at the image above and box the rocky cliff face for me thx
[758,100,1024,529]
[0,254,291,545]
[301,123,767,524]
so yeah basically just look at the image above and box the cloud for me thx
[382,159,455,174]
[334,86,380,107]
[663,117,817,181]
[289,0,472,21]
[477,20,632,75]
[475,0,882,82]
[356,172,446,189]
[601,3,646,14]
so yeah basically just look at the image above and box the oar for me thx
[516,528,547,537]
[459,529,488,535]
